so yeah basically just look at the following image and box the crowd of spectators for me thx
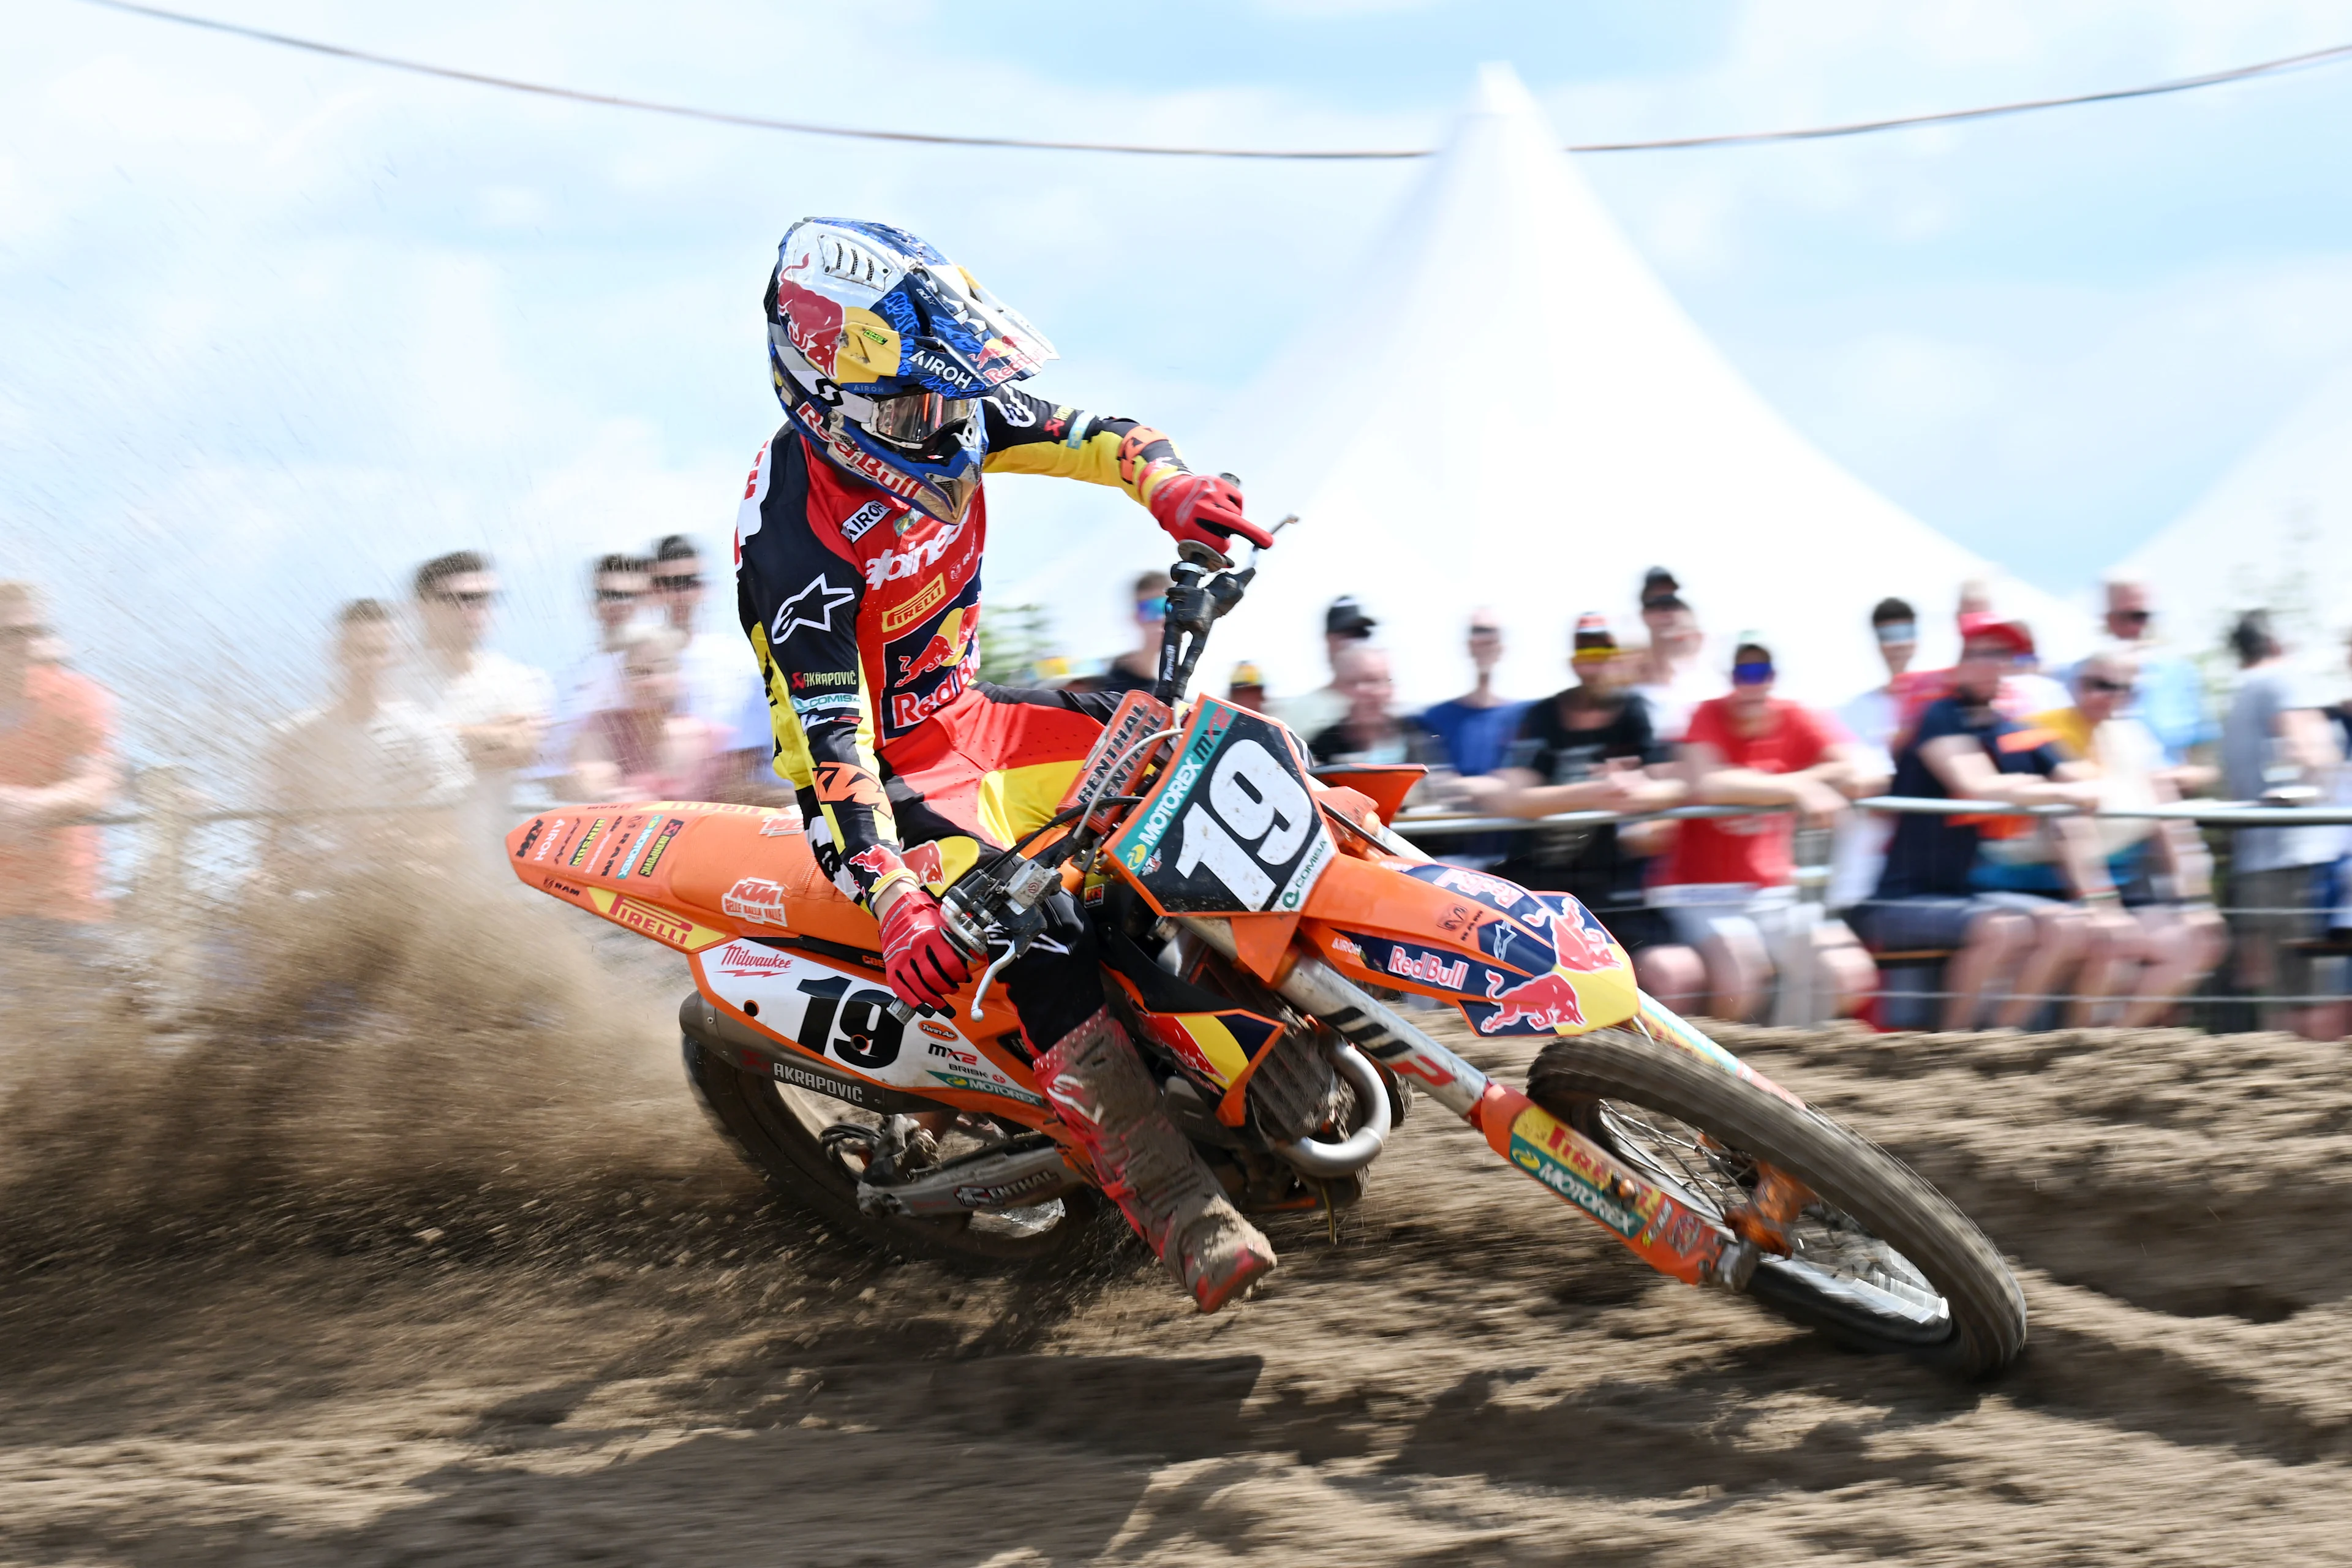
[12,528,2352,1041]
[1220,565,2352,1038]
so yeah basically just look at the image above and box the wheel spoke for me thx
[1594,1098,1947,1329]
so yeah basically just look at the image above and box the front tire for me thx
[1526,1028,2026,1377]
[682,1035,1107,1269]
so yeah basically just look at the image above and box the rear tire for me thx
[1526,1028,2025,1377]
[682,1035,1108,1270]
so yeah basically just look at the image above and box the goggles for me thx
[1136,595,1169,620]
[1732,660,1774,686]
[1874,621,1917,644]
[864,389,976,456]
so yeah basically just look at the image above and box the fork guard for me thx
[1182,918,1742,1289]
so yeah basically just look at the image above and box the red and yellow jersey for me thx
[734,386,1191,910]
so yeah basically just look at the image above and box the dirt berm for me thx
[6,883,2352,1565]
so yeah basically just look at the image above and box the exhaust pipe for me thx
[1270,1039,1392,1178]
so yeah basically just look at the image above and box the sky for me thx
[8,0,2352,758]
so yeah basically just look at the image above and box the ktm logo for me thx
[812,763,887,807]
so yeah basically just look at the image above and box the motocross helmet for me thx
[764,218,1057,524]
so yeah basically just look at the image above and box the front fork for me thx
[1185,919,1766,1289]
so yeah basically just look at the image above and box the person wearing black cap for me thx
[1272,595,1378,740]
[1459,612,1703,1001]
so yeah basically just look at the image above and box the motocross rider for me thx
[735,218,1278,1313]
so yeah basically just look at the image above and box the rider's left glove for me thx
[1148,472,1275,555]
[878,889,971,1012]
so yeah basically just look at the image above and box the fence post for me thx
[134,764,197,1001]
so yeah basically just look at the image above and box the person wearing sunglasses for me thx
[649,534,781,804]
[1850,615,2116,1031]
[2026,647,2226,1025]
[541,553,651,797]
[1654,637,1884,1023]
[1094,570,1174,696]
[740,217,1277,1314]
[0,579,121,951]
[2079,577,2218,772]
[410,550,552,869]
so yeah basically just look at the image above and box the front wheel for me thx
[1526,1028,2026,1377]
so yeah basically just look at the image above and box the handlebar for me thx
[884,499,1295,1023]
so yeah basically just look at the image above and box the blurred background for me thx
[11,1,2352,725]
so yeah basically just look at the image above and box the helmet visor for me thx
[865,390,975,456]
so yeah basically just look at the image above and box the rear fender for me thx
[693,937,1052,1126]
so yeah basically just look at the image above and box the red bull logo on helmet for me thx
[775,255,844,377]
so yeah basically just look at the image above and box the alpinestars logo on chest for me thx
[773,575,856,642]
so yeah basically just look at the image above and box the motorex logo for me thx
[1120,712,1231,869]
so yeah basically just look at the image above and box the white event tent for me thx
[2111,363,2352,663]
[1006,64,2082,709]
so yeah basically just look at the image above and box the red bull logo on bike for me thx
[1387,948,1468,990]
[1465,970,1588,1036]
[1532,893,1621,973]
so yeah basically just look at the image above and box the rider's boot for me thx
[1034,1007,1276,1313]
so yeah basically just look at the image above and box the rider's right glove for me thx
[1148,472,1275,555]
[879,889,972,1012]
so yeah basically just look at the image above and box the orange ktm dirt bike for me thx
[507,543,2026,1378]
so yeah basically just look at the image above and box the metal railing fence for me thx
[30,775,2352,1030]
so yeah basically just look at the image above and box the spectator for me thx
[1227,661,1267,714]
[653,534,775,803]
[2037,647,2227,1025]
[2003,621,2072,714]
[1274,597,1376,740]
[1827,597,1918,911]
[1630,594,1720,742]
[1308,645,1446,768]
[0,581,121,949]
[1848,615,2114,1030]
[573,625,725,801]
[1655,636,1885,1021]
[2087,577,2217,767]
[1417,611,1528,869]
[1098,571,1172,697]
[540,552,649,795]
[2220,611,2346,1037]
[1419,609,1527,777]
[407,550,553,861]
[261,599,469,891]
[1461,614,1702,1000]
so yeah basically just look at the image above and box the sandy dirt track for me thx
[7,891,2352,1566]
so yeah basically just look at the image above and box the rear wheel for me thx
[682,1035,1107,1268]
[1526,1028,2025,1377]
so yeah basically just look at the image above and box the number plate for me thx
[1111,699,1336,916]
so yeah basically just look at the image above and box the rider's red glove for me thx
[1148,472,1274,555]
[879,889,971,1012]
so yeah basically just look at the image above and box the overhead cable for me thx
[72,0,2352,160]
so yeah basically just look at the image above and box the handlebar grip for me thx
[888,997,918,1024]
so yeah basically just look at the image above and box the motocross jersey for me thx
[735,387,1195,912]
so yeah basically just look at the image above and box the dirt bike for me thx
[507,540,2026,1377]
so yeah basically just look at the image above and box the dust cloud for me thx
[6,900,2352,1565]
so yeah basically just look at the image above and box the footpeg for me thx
[854,1136,1079,1218]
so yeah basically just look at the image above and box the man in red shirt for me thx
[0,581,121,946]
[1654,636,1883,1020]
